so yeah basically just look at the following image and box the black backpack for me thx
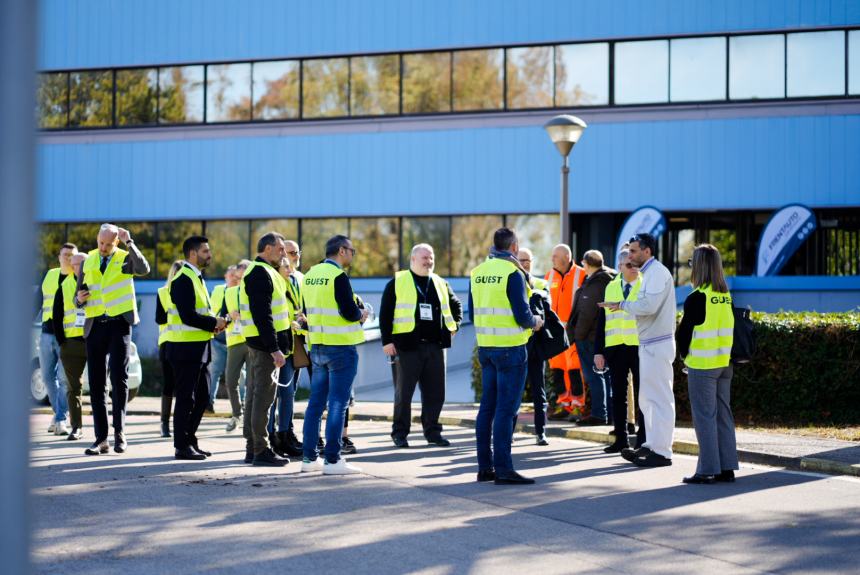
[731,306,756,364]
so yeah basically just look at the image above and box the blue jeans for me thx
[39,332,68,423]
[476,345,527,473]
[267,362,296,434]
[208,339,228,405]
[576,338,611,422]
[302,345,358,464]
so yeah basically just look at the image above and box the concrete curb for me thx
[33,406,860,478]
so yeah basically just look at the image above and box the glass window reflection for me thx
[787,31,845,97]
[159,66,205,124]
[251,219,299,249]
[555,43,609,106]
[300,218,349,272]
[349,218,399,277]
[451,216,503,276]
[729,34,785,100]
[453,49,504,111]
[350,55,400,116]
[401,217,451,276]
[69,70,113,127]
[205,221,250,278]
[302,58,349,119]
[252,61,300,120]
[506,215,559,278]
[851,31,860,95]
[115,222,156,279]
[506,46,553,109]
[37,73,68,128]
[36,223,67,280]
[402,52,451,114]
[116,69,158,126]
[66,223,101,255]
[615,40,669,104]
[207,63,252,122]
[670,37,726,102]
[156,221,203,278]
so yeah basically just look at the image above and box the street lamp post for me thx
[543,115,587,246]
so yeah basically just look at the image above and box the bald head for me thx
[97,223,119,258]
[551,244,572,272]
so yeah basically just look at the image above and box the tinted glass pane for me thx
[401,217,451,276]
[252,61,300,120]
[729,34,785,100]
[670,37,726,102]
[787,31,845,97]
[251,219,299,250]
[350,55,399,116]
[451,215,503,276]
[158,66,205,124]
[300,218,349,273]
[506,46,553,109]
[114,222,156,279]
[555,43,609,106]
[615,40,669,104]
[302,58,349,119]
[116,69,157,126]
[453,49,503,111]
[37,73,68,128]
[506,214,560,278]
[66,223,100,254]
[851,31,860,95]
[156,221,202,278]
[69,70,113,127]
[36,223,66,280]
[206,63,252,122]
[709,229,737,277]
[205,221,251,278]
[402,52,451,114]
[349,218,399,277]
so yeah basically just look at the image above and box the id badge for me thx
[230,321,242,335]
[419,303,433,321]
[74,309,87,328]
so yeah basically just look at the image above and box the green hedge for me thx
[472,311,860,425]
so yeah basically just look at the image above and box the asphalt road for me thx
[30,414,860,575]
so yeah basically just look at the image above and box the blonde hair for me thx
[165,260,185,286]
[691,244,728,293]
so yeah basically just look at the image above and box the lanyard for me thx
[414,275,432,302]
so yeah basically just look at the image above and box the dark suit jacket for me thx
[164,266,218,364]
[76,241,151,337]
[529,291,569,362]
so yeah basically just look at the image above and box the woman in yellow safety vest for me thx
[676,244,738,485]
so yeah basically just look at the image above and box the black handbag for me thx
[731,306,755,364]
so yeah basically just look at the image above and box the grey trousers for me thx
[243,347,279,454]
[225,343,248,418]
[687,364,739,475]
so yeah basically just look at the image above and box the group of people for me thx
[37,223,739,486]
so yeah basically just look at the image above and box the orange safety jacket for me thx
[545,264,585,371]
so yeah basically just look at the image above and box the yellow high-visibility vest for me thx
[391,270,457,335]
[224,285,246,347]
[303,263,364,346]
[470,258,531,348]
[210,284,226,317]
[60,274,84,339]
[603,275,642,347]
[685,285,735,370]
[165,266,215,343]
[40,268,62,322]
[82,249,137,318]
[239,261,291,338]
[157,285,170,346]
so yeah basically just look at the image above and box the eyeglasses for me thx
[518,258,531,264]
[343,247,356,256]
[623,263,637,269]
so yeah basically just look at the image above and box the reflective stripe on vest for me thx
[470,258,530,348]
[391,270,457,335]
[60,274,84,338]
[82,249,137,318]
[157,286,170,346]
[685,285,735,370]
[165,266,214,343]
[303,263,364,346]
[224,285,246,347]
[41,268,62,322]
[603,275,642,347]
[239,261,292,340]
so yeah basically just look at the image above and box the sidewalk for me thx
[41,395,860,478]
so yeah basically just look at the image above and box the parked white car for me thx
[30,325,143,404]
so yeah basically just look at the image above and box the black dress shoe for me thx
[114,432,127,453]
[252,447,289,467]
[621,446,653,463]
[244,447,254,464]
[392,436,409,448]
[535,433,549,446]
[175,447,206,461]
[426,436,451,447]
[715,470,736,483]
[603,442,626,454]
[634,452,673,467]
[494,470,536,485]
[85,440,109,455]
[279,431,303,457]
[191,445,211,458]
[683,473,716,484]
[575,416,608,427]
[476,469,496,482]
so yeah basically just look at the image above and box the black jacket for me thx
[379,272,463,351]
[243,257,291,354]
[528,291,569,362]
[164,265,218,364]
[570,266,616,342]
[51,276,81,346]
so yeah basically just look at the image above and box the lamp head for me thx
[543,114,587,158]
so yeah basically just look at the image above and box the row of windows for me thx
[36,214,560,280]
[37,28,860,129]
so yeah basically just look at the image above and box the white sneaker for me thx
[301,458,324,472]
[47,422,56,434]
[225,416,240,432]
[323,458,362,475]
[55,421,70,436]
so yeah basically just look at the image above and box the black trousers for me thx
[525,345,547,434]
[85,319,131,442]
[170,359,211,450]
[159,344,175,398]
[607,344,646,447]
[391,343,446,440]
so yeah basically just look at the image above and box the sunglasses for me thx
[624,263,637,269]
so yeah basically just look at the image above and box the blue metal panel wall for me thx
[36,113,860,221]
[39,0,860,70]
